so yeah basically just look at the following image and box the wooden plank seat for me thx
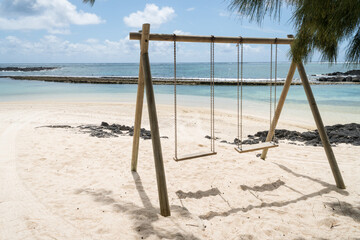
[174,151,217,161]
[235,142,278,154]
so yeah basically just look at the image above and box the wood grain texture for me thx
[142,51,171,216]
[130,32,293,44]
[131,24,150,172]
[297,61,345,189]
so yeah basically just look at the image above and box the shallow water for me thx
[0,77,359,126]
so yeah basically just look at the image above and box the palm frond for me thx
[346,28,360,64]
[83,0,95,6]
[229,0,360,63]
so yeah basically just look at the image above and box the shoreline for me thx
[2,75,360,85]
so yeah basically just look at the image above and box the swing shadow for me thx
[175,187,232,209]
[75,171,200,240]
[240,179,285,192]
[176,188,222,199]
[198,163,349,220]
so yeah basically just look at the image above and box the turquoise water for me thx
[0,62,359,124]
[1,77,359,108]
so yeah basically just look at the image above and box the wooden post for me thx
[297,62,345,189]
[261,61,297,159]
[141,52,171,216]
[131,24,150,172]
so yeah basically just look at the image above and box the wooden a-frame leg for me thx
[141,52,171,216]
[297,62,345,189]
[131,24,150,172]
[261,61,297,159]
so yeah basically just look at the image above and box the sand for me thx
[0,101,359,240]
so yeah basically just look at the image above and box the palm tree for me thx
[229,0,360,63]
[83,0,95,6]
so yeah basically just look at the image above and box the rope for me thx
[237,43,240,149]
[237,38,244,150]
[210,36,215,152]
[273,40,278,142]
[240,42,243,150]
[173,34,177,158]
[212,40,215,152]
[270,44,273,137]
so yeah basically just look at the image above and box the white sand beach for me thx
[0,101,359,239]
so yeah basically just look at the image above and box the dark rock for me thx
[300,132,317,140]
[40,125,72,129]
[230,123,360,147]
[318,70,360,83]
[0,66,58,72]
[45,122,166,140]
[345,70,360,75]
[101,122,109,127]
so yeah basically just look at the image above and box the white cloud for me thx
[186,7,195,12]
[173,30,190,35]
[0,35,138,62]
[0,0,103,33]
[0,35,269,63]
[123,4,175,28]
[219,11,230,17]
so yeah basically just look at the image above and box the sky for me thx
[0,0,349,63]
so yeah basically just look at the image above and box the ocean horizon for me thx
[1,61,360,81]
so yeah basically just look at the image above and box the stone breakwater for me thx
[40,122,360,147]
[0,67,58,72]
[317,69,360,83]
[1,75,288,85]
[3,75,359,85]
[229,123,360,146]
[39,122,168,140]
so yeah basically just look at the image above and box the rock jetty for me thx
[317,70,360,83]
[0,67,58,72]
[231,123,360,146]
[41,122,168,140]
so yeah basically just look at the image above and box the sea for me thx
[0,62,360,125]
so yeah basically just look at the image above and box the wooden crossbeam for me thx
[129,32,293,45]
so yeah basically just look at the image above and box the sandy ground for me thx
[0,101,359,240]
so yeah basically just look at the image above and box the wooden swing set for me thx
[129,23,345,217]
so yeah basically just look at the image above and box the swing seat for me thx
[234,142,278,154]
[174,151,217,161]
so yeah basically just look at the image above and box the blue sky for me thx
[0,0,347,63]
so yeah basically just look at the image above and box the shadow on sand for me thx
[75,171,200,239]
[197,163,349,220]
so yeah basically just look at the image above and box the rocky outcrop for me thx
[317,70,360,83]
[0,67,58,72]
[41,122,168,140]
[231,123,360,146]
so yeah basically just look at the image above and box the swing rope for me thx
[270,44,273,135]
[235,39,279,154]
[210,36,215,152]
[173,34,177,159]
[173,35,217,161]
[273,40,278,142]
[269,41,278,143]
[237,39,243,150]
